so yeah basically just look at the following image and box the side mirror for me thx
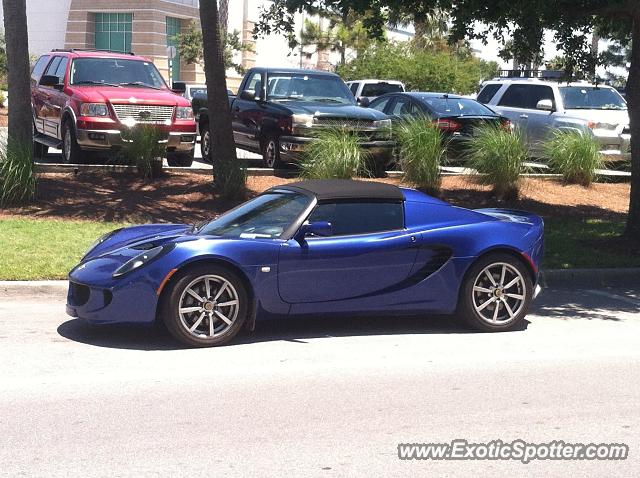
[357,96,370,107]
[294,221,333,243]
[536,99,554,111]
[40,75,62,89]
[172,81,186,94]
[239,89,256,101]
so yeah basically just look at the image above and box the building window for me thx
[95,13,133,53]
[166,17,182,82]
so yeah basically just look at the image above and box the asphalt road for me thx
[1,286,639,477]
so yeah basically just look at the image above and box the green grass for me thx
[300,127,369,179]
[543,218,640,269]
[0,216,638,280]
[0,218,127,280]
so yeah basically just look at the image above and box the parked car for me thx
[31,49,197,166]
[477,78,630,159]
[346,79,405,103]
[192,67,394,174]
[67,179,544,347]
[174,83,233,101]
[369,92,511,159]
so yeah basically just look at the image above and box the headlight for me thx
[588,122,618,131]
[176,106,194,120]
[112,245,167,278]
[83,228,122,258]
[80,103,109,117]
[373,119,392,129]
[292,114,314,128]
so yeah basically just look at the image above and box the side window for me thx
[42,56,62,83]
[307,202,404,236]
[245,72,263,97]
[498,84,555,109]
[370,96,392,113]
[390,97,417,116]
[31,55,51,85]
[477,84,501,104]
[54,57,69,83]
[349,82,359,96]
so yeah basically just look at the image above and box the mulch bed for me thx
[0,171,630,224]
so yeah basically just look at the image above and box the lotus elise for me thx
[66,179,544,347]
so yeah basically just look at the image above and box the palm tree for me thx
[199,0,244,198]
[2,0,32,149]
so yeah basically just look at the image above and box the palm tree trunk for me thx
[2,0,32,150]
[199,0,243,197]
[625,14,640,239]
[219,0,229,36]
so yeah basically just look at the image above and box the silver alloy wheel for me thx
[63,127,72,163]
[264,139,277,168]
[471,262,526,324]
[178,274,240,338]
[202,130,211,159]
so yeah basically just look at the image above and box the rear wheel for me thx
[62,121,83,164]
[33,141,48,160]
[162,264,248,347]
[458,253,533,332]
[200,122,211,162]
[167,151,194,167]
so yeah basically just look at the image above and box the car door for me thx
[31,55,52,134]
[519,84,557,155]
[47,56,70,140]
[232,70,264,150]
[38,55,63,138]
[277,201,419,303]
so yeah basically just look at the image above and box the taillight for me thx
[432,119,461,132]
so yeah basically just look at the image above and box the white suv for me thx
[346,79,405,102]
[477,79,630,159]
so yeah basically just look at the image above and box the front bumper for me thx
[592,129,631,160]
[279,135,395,164]
[76,129,196,153]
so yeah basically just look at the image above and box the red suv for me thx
[31,49,196,166]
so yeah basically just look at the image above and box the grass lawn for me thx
[0,216,638,280]
[0,218,127,280]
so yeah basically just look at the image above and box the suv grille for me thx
[112,104,174,124]
[313,117,375,128]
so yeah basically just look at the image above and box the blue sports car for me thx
[66,179,544,347]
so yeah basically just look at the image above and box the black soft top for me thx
[277,179,404,201]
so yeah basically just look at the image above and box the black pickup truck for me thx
[192,67,394,172]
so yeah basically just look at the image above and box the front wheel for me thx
[161,265,248,347]
[262,135,283,169]
[458,253,533,332]
[62,121,83,164]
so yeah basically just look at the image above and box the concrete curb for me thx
[2,268,639,300]
[541,268,640,288]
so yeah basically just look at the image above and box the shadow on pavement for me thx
[57,314,530,351]
[531,287,640,321]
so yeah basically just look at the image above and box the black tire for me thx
[200,122,211,162]
[33,141,48,160]
[61,121,83,164]
[167,151,194,167]
[457,252,533,332]
[161,264,249,347]
[262,134,283,169]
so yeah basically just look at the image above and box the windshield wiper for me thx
[313,98,345,103]
[120,81,161,90]
[73,80,121,87]
[272,96,305,101]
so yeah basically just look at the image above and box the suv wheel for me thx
[167,151,194,167]
[62,121,83,164]
[262,135,283,169]
[33,141,48,160]
[200,122,211,161]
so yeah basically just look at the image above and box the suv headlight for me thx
[112,245,171,278]
[80,103,109,117]
[373,119,392,129]
[588,122,618,131]
[292,114,314,128]
[176,106,194,120]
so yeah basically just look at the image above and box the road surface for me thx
[1,286,639,477]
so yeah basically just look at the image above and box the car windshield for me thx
[197,191,311,239]
[559,86,627,110]
[70,58,167,89]
[420,97,496,116]
[267,74,355,104]
[361,83,404,97]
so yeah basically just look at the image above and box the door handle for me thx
[519,114,529,119]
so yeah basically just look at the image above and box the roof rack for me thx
[499,69,566,80]
[52,48,136,55]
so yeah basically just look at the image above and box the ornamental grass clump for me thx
[466,125,528,200]
[123,124,166,179]
[394,116,444,195]
[0,141,36,207]
[543,130,603,186]
[300,127,369,179]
